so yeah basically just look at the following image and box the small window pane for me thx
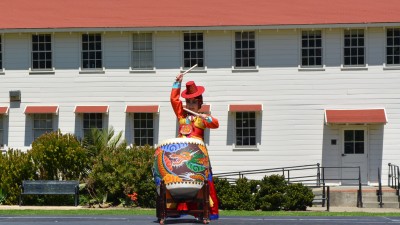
[82,34,102,69]
[133,113,154,146]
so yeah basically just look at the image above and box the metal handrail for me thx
[215,163,363,208]
[320,166,363,207]
[214,163,321,185]
[388,163,400,195]
[378,167,383,208]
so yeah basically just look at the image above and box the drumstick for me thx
[183,108,200,117]
[182,64,198,75]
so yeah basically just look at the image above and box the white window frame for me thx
[300,30,323,68]
[0,115,3,148]
[342,29,366,68]
[32,113,54,140]
[132,113,154,146]
[386,28,400,66]
[343,129,366,155]
[81,33,103,70]
[233,111,260,151]
[31,34,53,70]
[131,33,154,70]
[0,35,3,71]
[234,31,256,69]
[82,113,104,138]
[183,32,204,69]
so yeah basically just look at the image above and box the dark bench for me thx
[20,180,79,206]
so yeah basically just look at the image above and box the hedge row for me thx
[214,175,314,211]
[1,129,313,211]
[0,129,156,207]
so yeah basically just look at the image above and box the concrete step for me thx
[363,192,398,197]
[363,202,399,208]
[363,195,399,202]
[311,186,400,207]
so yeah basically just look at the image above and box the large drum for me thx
[153,138,210,200]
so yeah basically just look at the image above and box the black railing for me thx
[214,163,321,185]
[215,163,364,208]
[388,163,400,195]
[377,167,383,208]
[320,166,363,207]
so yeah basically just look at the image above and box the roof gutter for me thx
[1,22,400,34]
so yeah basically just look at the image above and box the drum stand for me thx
[156,181,210,224]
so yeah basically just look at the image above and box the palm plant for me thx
[82,127,125,157]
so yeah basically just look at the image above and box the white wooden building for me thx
[1,0,400,186]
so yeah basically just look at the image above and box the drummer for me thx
[171,73,219,220]
[171,74,219,138]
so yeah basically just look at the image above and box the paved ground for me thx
[2,205,400,212]
[2,205,400,225]
[1,215,400,225]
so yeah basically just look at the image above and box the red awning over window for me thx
[24,106,59,114]
[0,106,9,115]
[325,109,387,124]
[125,105,159,113]
[74,106,109,113]
[229,104,263,112]
[182,104,210,113]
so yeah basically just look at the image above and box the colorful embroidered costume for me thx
[170,80,220,220]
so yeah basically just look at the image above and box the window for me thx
[132,33,153,69]
[32,34,52,70]
[0,116,3,147]
[133,113,154,146]
[82,34,102,69]
[33,114,53,140]
[83,113,103,137]
[235,112,256,146]
[235,31,255,68]
[344,130,364,154]
[301,30,322,67]
[0,36,2,70]
[386,28,400,65]
[344,29,365,66]
[183,33,204,68]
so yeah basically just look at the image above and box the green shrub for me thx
[214,178,239,210]
[85,144,156,208]
[255,174,287,211]
[234,178,258,210]
[0,149,37,204]
[283,183,314,211]
[30,130,89,180]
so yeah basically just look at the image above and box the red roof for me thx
[0,0,399,30]
[24,106,59,114]
[75,106,109,113]
[0,107,9,115]
[125,105,159,113]
[325,109,387,124]
[229,104,263,112]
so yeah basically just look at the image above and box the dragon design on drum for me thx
[153,139,209,186]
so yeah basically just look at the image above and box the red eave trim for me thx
[325,109,387,124]
[24,106,59,114]
[182,104,211,113]
[0,106,9,115]
[74,106,109,113]
[229,104,263,112]
[125,105,159,113]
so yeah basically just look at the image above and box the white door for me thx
[341,128,368,185]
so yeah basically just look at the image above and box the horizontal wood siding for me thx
[1,29,399,185]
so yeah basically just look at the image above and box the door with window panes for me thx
[340,128,368,185]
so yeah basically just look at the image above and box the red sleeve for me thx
[204,116,219,129]
[170,85,185,119]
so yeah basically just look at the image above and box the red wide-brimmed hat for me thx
[181,81,205,98]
